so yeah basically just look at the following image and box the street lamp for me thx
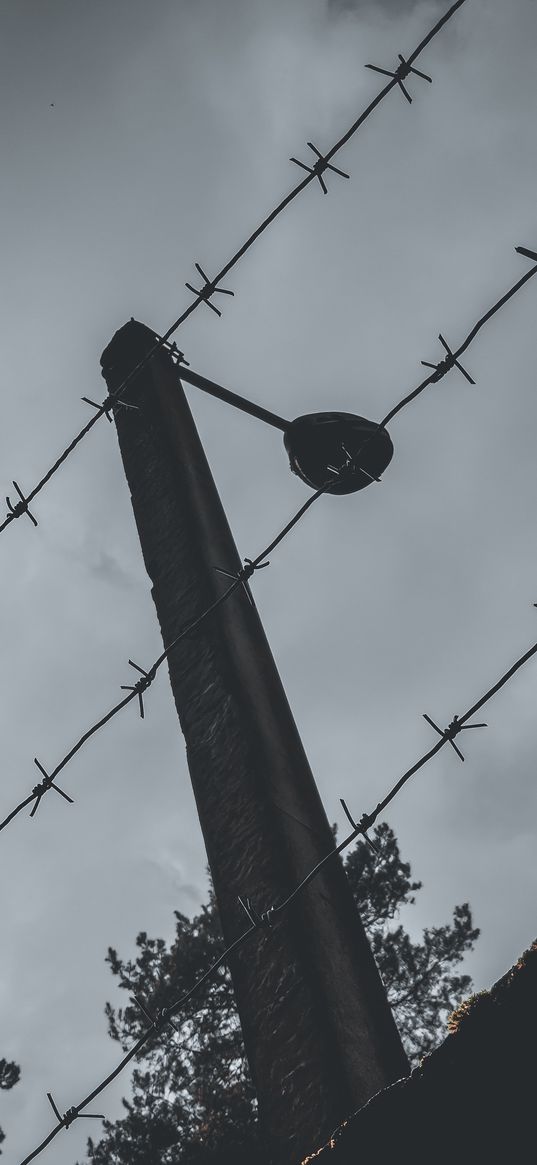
[170,356,393,496]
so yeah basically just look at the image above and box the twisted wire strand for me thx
[273,639,537,916]
[1,482,334,835]
[18,923,254,1165]
[324,0,467,165]
[381,258,537,428]
[0,0,467,537]
[18,628,537,1165]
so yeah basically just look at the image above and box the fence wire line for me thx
[0,483,332,834]
[0,0,468,537]
[2,247,536,836]
[380,253,537,428]
[18,629,537,1165]
[2,246,536,837]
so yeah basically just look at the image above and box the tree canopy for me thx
[83,824,479,1164]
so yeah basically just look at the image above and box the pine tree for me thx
[0,1057,21,1156]
[84,825,479,1164]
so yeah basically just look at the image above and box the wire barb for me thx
[133,994,180,1036]
[421,333,475,384]
[423,712,487,762]
[46,1092,103,1129]
[289,141,350,195]
[120,660,156,719]
[31,759,73,818]
[340,798,380,854]
[161,340,190,367]
[214,557,270,606]
[365,52,433,103]
[185,263,235,317]
[238,895,275,931]
[5,481,38,527]
[81,396,139,423]
[326,443,382,483]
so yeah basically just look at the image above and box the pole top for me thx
[100,318,160,379]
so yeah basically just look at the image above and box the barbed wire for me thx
[18,626,537,1165]
[0,483,331,834]
[0,0,468,537]
[381,245,537,428]
[2,244,536,836]
[6,4,536,1160]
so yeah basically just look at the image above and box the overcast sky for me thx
[1,0,537,1161]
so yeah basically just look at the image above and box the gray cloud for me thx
[328,0,440,12]
[88,550,136,590]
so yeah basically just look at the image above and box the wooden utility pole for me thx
[101,319,409,1165]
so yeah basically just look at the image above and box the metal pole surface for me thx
[176,362,290,431]
[101,319,409,1165]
